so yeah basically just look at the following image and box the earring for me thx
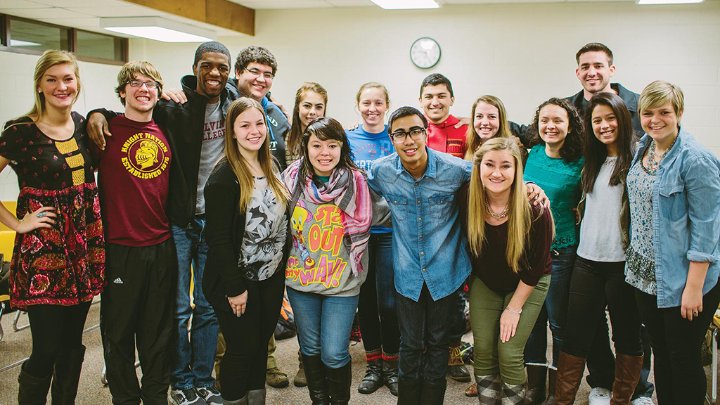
[38,89,42,93]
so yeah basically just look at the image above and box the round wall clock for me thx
[410,37,441,69]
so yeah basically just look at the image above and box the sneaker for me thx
[196,386,223,405]
[588,387,611,405]
[169,388,207,405]
[631,397,655,405]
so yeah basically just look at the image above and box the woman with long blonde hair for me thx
[203,97,291,404]
[464,95,513,160]
[0,50,105,404]
[464,137,553,404]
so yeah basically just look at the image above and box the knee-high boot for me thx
[610,354,643,405]
[326,362,352,405]
[302,355,329,405]
[554,352,586,405]
[18,361,51,405]
[50,345,85,405]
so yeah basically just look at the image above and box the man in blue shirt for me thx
[369,106,472,404]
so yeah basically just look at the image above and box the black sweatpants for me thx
[100,239,177,405]
[215,270,285,401]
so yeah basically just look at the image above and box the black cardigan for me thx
[202,159,292,313]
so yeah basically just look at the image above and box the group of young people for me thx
[1,39,718,405]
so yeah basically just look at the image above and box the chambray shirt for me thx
[627,129,720,308]
[369,147,472,302]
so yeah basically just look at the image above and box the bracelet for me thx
[504,307,522,315]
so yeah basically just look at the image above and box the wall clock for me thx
[410,37,441,69]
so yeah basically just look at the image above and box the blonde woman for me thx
[464,95,513,160]
[203,97,290,404]
[463,138,553,404]
[0,50,105,404]
[285,82,328,166]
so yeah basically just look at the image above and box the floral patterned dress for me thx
[0,112,105,309]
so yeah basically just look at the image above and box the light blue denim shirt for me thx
[627,129,720,308]
[368,147,472,302]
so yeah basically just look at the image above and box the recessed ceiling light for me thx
[637,0,703,4]
[100,17,215,43]
[371,0,440,10]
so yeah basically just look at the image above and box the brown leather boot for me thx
[525,365,547,404]
[554,352,586,405]
[610,353,643,405]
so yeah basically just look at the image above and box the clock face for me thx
[410,37,441,69]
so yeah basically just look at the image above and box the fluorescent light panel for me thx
[100,17,215,43]
[10,39,41,47]
[371,0,440,9]
[637,0,703,4]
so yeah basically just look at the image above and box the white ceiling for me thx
[0,0,640,39]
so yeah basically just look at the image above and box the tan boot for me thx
[610,354,643,405]
[554,352,586,405]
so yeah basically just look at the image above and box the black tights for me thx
[25,302,91,377]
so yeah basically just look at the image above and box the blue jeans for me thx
[286,288,359,369]
[525,246,576,368]
[357,233,400,355]
[171,217,219,390]
[395,285,456,382]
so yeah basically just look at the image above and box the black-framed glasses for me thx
[246,68,275,80]
[390,127,426,143]
[127,80,159,89]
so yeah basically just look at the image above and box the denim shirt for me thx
[628,129,720,308]
[369,148,472,302]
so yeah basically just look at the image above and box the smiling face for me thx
[538,104,570,149]
[298,91,326,131]
[641,102,681,145]
[120,73,159,119]
[480,149,515,197]
[307,133,342,176]
[358,87,389,129]
[390,114,428,169]
[38,63,78,112]
[193,51,230,104]
[576,51,615,97]
[591,104,619,150]
[473,102,500,142]
[233,107,267,155]
[236,62,274,101]
[420,84,454,124]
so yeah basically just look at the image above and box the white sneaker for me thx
[588,387,611,405]
[631,397,655,405]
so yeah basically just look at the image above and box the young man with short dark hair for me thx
[419,73,472,383]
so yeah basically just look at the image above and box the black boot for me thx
[397,377,422,405]
[419,378,447,405]
[525,365,547,404]
[358,358,383,394]
[302,355,329,405]
[326,362,352,405]
[18,361,51,405]
[50,345,85,405]
[382,356,399,396]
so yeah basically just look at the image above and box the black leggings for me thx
[214,270,284,400]
[25,301,91,377]
[564,257,642,357]
[635,281,720,405]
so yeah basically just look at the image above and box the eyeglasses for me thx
[245,68,275,80]
[127,80,159,89]
[390,128,426,143]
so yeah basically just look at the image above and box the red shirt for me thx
[426,114,467,159]
[98,115,172,246]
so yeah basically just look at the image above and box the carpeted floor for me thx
[0,297,674,404]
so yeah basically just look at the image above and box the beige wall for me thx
[2,1,719,201]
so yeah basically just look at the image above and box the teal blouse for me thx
[524,144,584,250]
